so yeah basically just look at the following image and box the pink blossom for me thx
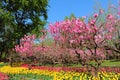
[106,35,112,39]
[107,14,114,19]
[94,13,99,18]
[82,16,86,19]
[90,19,96,25]
[117,12,120,16]
[69,40,74,44]
[79,36,84,39]
[100,9,104,14]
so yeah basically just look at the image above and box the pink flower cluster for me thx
[49,13,117,64]
[14,35,49,57]
[49,14,116,46]
[14,35,35,57]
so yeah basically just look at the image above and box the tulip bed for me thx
[0,64,120,80]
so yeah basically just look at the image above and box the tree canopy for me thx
[0,0,49,59]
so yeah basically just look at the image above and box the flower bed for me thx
[0,72,9,80]
[22,64,120,73]
[0,65,120,80]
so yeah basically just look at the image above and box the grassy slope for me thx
[101,60,120,67]
[55,60,120,67]
[0,60,120,67]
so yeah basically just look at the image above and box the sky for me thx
[47,0,117,23]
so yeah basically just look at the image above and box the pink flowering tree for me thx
[104,3,120,59]
[13,34,36,67]
[49,11,117,76]
[13,34,77,66]
[13,32,50,67]
[14,35,36,57]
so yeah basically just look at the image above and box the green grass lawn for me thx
[101,60,120,67]
[43,60,120,68]
[53,60,120,67]
[8,74,53,80]
[0,60,120,68]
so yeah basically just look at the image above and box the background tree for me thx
[0,0,48,60]
[64,13,76,20]
[102,1,120,60]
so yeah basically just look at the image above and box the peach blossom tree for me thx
[13,34,77,66]
[49,11,117,76]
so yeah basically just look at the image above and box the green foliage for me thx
[8,74,53,80]
[101,60,120,67]
[0,62,8,67]
[64,13,85,21]
[0,0,48,59]
[42,38,54,46]
[65,13,76,20]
